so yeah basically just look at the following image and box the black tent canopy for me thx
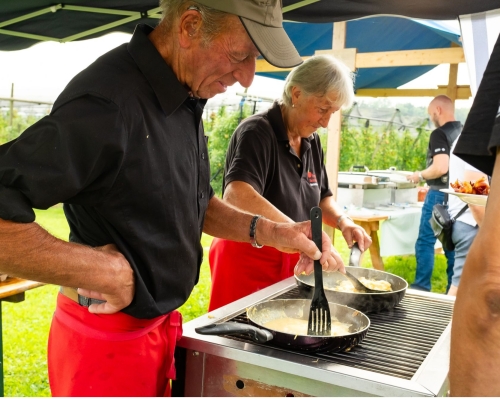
[0,0,499,51]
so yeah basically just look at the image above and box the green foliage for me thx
[338,119,429,172]
[207,105,253,196]
[206,105,430,192]
[0,111,42,145]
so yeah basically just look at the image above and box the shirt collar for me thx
[127,24,207,116]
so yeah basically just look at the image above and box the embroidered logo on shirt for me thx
[307,171,318,187]
[434,147,446,152]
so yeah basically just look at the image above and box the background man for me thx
[407,95,462,292]
[0,0,347,396]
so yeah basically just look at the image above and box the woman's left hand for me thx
[294,231,345,276]
[339,220,372,252]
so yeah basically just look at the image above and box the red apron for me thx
[209,238,300,311]
[48,293,182,397]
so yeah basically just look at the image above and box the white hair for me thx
[282,55,355,109]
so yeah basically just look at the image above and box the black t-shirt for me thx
[223,101,332,223]
[0,25,213,319]
[454,33,500,176]
[425,121,462,189]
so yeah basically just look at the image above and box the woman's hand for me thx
[259,219,345,275]
[294,232,345,276]
[338,220,372,252]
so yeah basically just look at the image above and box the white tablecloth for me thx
[349,206,441,257]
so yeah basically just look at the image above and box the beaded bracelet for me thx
[249,215,263,248]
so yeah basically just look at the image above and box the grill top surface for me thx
[227,288,453,380]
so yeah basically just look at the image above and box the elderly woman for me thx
[208,55,372,311]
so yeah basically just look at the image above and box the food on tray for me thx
[326,277,392,293]
[451,176,490,195]
[264,317,351,336]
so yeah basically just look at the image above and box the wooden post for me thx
[446,43,459,103]
[321,22,347,242]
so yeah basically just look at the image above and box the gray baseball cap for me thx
[195,0,303,68]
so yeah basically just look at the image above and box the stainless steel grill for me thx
[229,287,453,380]
[175,277,454,397]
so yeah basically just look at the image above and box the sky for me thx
[0,29,473,114]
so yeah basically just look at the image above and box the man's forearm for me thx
[0,218,132,295]
[449,148,500,396]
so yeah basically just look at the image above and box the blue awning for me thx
[257,16,461,91]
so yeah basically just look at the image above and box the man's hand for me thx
[78,244,135,314]
[407,171,421,184]
[259,219,345,275]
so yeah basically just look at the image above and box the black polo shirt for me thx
[0,24,213,319]
[425,121,461,189]
[454,33,500,176]
[223,101,332,222]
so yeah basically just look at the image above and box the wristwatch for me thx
[418,171,424,181]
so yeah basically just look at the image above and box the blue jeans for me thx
[450,221,478,287]
[412,189,455,292]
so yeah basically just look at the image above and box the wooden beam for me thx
[355,86,471,99]
[447,63,459,101]
[332,21,346,49]
[256,47,466,73]
[355,47,465,68]
[446,42,460,102]
[322,21,347,243]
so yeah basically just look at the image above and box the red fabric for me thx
[48,293,182,397]
[209,238,300,311]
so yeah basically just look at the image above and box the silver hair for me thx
[281,55,355,109]
[158,0,231,45]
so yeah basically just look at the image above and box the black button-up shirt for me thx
[223,101,332,222]
[0,24,213,319]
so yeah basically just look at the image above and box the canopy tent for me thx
[0,0,497,51]
[258,17,461,92]
[460,8,500,95]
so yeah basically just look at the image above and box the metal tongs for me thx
[344,243,387,293]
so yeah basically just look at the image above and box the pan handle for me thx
[195,322,273,343]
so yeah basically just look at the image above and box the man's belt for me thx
[59,286,105,307]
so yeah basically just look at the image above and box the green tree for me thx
[0,110,43,145]
[207,105,252,196]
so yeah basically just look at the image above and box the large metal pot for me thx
[195,299,370,353]
[295,266,408,313]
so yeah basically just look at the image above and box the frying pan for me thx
[295,267,408,313]
[195,299,370,353]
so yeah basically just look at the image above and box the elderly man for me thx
[407,95,462,292]
[0,0,345,396]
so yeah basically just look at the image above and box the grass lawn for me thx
[3,205,448,396]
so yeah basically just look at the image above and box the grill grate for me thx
[227,288,453,380]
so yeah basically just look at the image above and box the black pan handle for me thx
[195,322,273,343]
